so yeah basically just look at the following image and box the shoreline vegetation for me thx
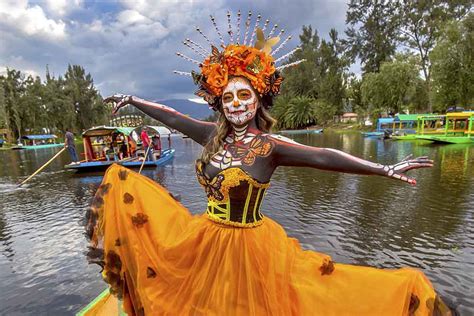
[1,3,472,143]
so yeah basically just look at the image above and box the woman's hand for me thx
[382,155,434,185]
[104,94,133,114]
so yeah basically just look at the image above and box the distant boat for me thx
[392,114,446,141]
[361,118,393,138]
[65,125,175,172]
[279,128,323,135]
[415,112,474,144]
[11,134,64,150]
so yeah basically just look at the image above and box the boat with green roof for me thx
[415,112,474,144]
[391,114,446,141]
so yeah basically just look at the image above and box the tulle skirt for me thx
[86,164,445,315]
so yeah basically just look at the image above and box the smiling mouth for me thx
[229,110,246,115]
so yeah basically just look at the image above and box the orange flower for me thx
[198,44,276,97]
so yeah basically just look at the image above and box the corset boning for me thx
[207,180,268,227]
[195,164,270,228]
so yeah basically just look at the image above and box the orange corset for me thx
[196,163,270,227]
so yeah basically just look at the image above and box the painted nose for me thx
[232,100,240,107]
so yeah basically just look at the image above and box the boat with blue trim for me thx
[279,128,323,135]
[65,125,175,172]
[361,118,393,138]
[11,134,64,150]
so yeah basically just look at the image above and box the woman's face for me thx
[221,77,258,126]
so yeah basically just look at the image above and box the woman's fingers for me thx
[391,172,417,186]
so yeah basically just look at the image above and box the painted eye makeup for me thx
[237,89,252,100]
[223,93,233,103]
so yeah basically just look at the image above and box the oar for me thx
[138,146,152,174]
[18,147,67,187]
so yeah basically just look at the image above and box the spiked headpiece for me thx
[174,10,305,110]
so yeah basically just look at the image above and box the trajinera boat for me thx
[361,117,393,138]
[279,128,323,135]
[65,125,174,172]
[392,114,446,141]
[11,134,64,150]
[416,112,474,144]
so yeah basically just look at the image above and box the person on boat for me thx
[128,137,137,157]
[151,134,161,159]
[140,127,152,161]
[116,133,128,160]
[102,136,115,161]
[64,128,78,164]
[86,13,450,316]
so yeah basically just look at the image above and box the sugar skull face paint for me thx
[222,77,258,126]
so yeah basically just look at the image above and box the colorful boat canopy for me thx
[446,112,474,119]
[394,114,430,122]
[82,126,135,137]
[134,125,172,136]
[21,134,58,140]
[377,118,394,124]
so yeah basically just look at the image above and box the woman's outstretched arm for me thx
[269,135,433,185]
[105,94,216,146]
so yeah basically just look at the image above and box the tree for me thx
[344,0,399,73]
[1,69,25,139]
[318,29,350,114]
[64,64,106,131]
[280,25,321,98]
[0,65,110,140]
[430,13,474,111]
[396,0,471,111]
[361,54,421,115]
[282,96,318,129]
[347,76,367,120]
[277,26,349,127]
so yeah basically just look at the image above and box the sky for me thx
[0,0,351,101]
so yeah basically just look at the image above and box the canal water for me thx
[0,131,473,315]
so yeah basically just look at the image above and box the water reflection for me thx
[0,133,472,314]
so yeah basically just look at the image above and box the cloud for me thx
[0,0,67,40]
[44,0,82,17]
[0,0,351,101]
[188,98,208,104]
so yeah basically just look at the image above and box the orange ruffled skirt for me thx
[86,165,445,316]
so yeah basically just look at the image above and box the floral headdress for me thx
[174,11,305,110]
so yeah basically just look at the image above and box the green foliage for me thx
[0,65,110,140]
[395,0,471,111]
[277,26,348,127]
[361,54,421,114]
[285,96,318,129]
[272,96,317,129]
[430,13,474,111]
[314,99,337,125]
[344,0,399,73]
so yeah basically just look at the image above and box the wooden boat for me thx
[392,114,446,141]
[11,134,64,150]
[361,131,385,137]
[65,125,175,172]
[361,118,393,138]
[416,112,474,144]
[279,128,323,135]
[77,288,125,316]
[391,114,420,136]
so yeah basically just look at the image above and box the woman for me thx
[86,20,449,316]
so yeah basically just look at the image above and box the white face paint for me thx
[222,77,258,126]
